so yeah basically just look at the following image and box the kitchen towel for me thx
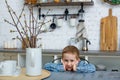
[76,22,87,39]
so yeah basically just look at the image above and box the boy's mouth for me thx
[66,66,73,71]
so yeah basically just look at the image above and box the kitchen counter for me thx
[43,71,120,80]
[0,49,120,70]
[0,48,120,57]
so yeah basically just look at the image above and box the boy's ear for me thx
[75,61,79,65]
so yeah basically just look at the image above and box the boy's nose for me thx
[67,62,71,65]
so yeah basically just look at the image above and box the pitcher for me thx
[26,48,42,76]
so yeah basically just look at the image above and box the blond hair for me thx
[62,45,80,60]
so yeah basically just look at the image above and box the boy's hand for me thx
[73,61,79,71]
[62,62,66,71]
[73,64,77,71]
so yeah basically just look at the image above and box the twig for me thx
[9,5,29,38]
[5,0,51,48]
[5,0,29,48]
[23,14,31,47]
[4,19,15,26]
[36,9,51,36]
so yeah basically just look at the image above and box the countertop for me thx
[0,48,120,56]
[43,71,120,80]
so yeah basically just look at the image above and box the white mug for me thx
[70,18,77,27]
[57,17,64,27]
[0,60,17,74]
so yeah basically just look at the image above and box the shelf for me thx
[0,48,120,57]
[35,1,94,7]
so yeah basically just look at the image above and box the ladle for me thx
[50,16,56,29]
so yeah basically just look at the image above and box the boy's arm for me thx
[44,62,65,72]
[76,61,96,73]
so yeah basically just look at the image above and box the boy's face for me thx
[61,52,79,71]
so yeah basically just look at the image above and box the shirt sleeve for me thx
[44,62,65,72]
[76,61,96,73]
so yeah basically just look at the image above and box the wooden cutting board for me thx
[100,8,118,51]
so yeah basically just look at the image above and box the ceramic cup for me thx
[57,17,64,27]
[69,17,77,27]
[0,60,17,74]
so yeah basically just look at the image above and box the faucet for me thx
[82,38,91,51]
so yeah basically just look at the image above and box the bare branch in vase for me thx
[4,0,52,48]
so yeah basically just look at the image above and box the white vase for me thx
[26,48,42,76]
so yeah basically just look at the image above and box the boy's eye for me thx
[70,60,74,62]
[63,59,74,62]
[64,60,68,62]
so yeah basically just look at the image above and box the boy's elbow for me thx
[89,65,96,72]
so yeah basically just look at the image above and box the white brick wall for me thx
[0,0,120,50]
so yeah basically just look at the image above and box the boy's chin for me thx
[66,68,73,71]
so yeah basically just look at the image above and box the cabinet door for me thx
[0,53,4,61]
[3,53,17,60]
[88,56,120,71]
[42,55,53,68]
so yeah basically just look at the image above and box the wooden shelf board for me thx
[33,1,94,7]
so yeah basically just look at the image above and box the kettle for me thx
[82,38,91,51]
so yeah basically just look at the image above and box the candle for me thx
[4,41,8,48]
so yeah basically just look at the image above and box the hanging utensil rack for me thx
[25,1,94,20]
[38,2,88,20]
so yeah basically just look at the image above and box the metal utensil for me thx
[50,16,56,29]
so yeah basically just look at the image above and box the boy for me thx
[44,45,96,73]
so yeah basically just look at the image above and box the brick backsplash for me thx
[0,0,120,50]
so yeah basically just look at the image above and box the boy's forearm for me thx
[44,63,65,72]
[77,64,96,73]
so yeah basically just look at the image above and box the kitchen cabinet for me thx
[0,49,120,71]
[42,50,120,71]
[0,53,17,61]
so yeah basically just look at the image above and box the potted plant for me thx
[4,0,51,76]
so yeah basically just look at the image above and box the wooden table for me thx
[0,68,50,80]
